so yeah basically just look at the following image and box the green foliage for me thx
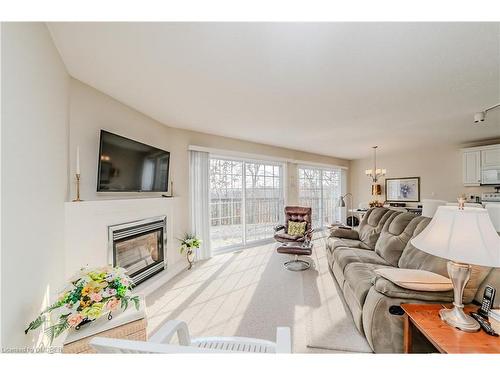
[44,314,70,343]
[178,233,202,253]
[121,296,129,311]
[24,315,46,335]
[117,285,127,298]
[131,296,140,310]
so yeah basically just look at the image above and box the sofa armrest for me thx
[330,228,360,241]
[373,276,453,303]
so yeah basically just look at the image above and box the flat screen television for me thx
[97,130,170,192]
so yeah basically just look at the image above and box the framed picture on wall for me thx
[385,177,420,202]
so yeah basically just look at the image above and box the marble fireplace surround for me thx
[64,197,184,295]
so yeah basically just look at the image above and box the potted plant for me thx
[25,266,140,343]
[178,233,201,270]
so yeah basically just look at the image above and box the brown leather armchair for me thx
[274,206,313,243]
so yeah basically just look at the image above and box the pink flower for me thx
[90,292,103,302]
[67,313,83,327]
[106,288,117,296]
[106,297,120,311]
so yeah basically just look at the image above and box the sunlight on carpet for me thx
[146,236,370,353]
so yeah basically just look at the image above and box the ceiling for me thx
[47,22,500,160]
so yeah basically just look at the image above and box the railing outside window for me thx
[209,157,284,251]
[298,166,342,229]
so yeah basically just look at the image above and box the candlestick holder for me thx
[72,173,83,202]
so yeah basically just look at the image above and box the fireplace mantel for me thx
[64,197,183,295]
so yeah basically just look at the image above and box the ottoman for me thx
[276,241,313,271]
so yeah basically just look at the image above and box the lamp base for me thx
[439,307,479,332]
[441,261,480,332]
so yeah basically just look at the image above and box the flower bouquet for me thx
[25,266,140,343]
[178,233,201,270]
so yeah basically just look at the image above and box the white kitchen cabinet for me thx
[482,147,500,168]
[462,150,481,186]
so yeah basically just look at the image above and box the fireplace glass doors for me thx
[108,216,166,285]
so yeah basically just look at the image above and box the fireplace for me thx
[108,216,167,286]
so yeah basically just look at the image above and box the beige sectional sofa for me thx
[326,207,500,353]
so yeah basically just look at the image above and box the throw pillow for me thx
[374,268,453,292]
[287,221,307,236]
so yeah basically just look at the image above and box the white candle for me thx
[76,146,80,175]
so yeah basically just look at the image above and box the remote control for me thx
[470,312,499,336]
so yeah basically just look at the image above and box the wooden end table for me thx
[402,304,500,354]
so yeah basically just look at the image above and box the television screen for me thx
[97,130,170,192]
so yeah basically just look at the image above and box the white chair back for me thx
[90,337,219,353]
[89,319,291,354]
[421,199,447,218]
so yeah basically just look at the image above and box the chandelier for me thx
[365,146,386,183]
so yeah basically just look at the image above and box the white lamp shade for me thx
[411,206,500,267]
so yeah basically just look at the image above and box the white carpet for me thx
[146,237,371,353]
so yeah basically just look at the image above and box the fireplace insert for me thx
[108,216,167,286]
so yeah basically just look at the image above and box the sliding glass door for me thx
[245,163,283,243]
[298,166,342,229]
[209,159,244,249]
[209,157,284,252]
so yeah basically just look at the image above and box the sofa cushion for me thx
[398,216,446,271]
[342,282,364,332]
[344,263,393,310]
[326,237,370,254]
[331,261,346,287]
[330,227,359,240]
[274,232,301,242]
[398,216,491,303]
[373,276,453,302]
[357,208,401,249]
[333,247,390,273]
[374,268,453,292]
[375,213,419,266]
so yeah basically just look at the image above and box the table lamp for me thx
[410,206,500,332]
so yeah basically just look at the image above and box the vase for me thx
[186,248,195,270]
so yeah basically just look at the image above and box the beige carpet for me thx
[146,236,371,353]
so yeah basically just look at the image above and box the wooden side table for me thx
[402,304,500,354]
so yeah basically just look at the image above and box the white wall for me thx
[0,37,347,348]
[1,23,69,349]
[350,144,498,209]
[68,78,350,264]
[64,198,180,280]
